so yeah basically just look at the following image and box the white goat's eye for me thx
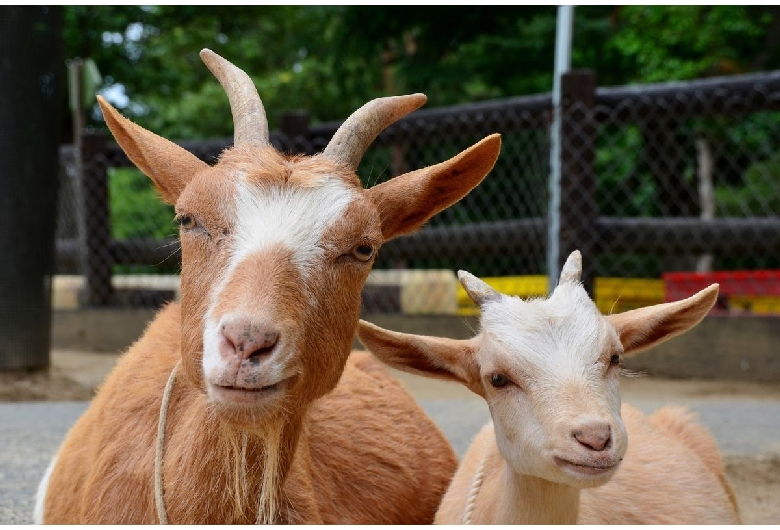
[490,373,510,388]
[176,214,197,230]
[610,354,622,366]
[351,244,375,262]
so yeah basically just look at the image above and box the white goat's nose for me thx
[572,422,612,452]
[219,319,280,361]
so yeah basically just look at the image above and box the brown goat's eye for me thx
[610,354,622,366]
[351,244,375,262]
[490,374,510,388]
[177,214,197,230]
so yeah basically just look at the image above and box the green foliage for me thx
[62,6,780,138]
[716,152,780,217]
[108,167,180,274]
[596,126,655,217]
[609,6,773,82]
[108,167,175,240]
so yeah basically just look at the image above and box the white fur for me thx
[232,178,356,273]
[480,284,618,382]
[475,282,626,483]
[202,317,224,385]
[33,454,58,524]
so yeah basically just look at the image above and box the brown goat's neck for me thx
[163,363,314,523]
[496,461,580,524]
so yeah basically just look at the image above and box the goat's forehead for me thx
[177,148,367,223]
[480,287,617,369]
[233,177,359,245]
[176,148,376,278]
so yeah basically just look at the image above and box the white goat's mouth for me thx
[553,455,620,477]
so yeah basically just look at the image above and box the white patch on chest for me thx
[33,454,58,524]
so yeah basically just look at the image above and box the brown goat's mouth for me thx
[553,455,620,477]
[219,382,280,393]
[210,376,293,405]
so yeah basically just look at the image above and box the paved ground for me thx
[2,350,779,523]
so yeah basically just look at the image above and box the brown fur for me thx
[648,405,741,517]
[44,304,458,523]
[41,95,502,523]
[578,404,741,524]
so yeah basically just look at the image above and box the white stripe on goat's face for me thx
[477,282,628,488]
[230,178,357,276]
[201,177,359,410]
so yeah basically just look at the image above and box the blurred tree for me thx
[62,6,780,140]
[63,6,365,139]
[609,6,776,82]
[59,5,780,261]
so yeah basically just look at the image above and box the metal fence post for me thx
[558,69,597,296]
[279,110,311,155]
[80,130,115,306]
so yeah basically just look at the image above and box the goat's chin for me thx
[205,379,295,422]
[552,454,622,488]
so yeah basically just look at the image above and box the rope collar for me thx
[154,361,270,524]
[462,448,489,524]
[155,360,181,524]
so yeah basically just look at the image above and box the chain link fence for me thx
[55,69,780,318]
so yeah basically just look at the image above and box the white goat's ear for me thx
[97,96,209,204]
[458,270,501,307]
[558,250,582,285]
[606,284,719,355]
[357,320,484,397]
[366,134,501,240]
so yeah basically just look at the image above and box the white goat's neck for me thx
[496,459,581,524]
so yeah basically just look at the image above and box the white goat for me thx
[358,250,741,524]
[35,49,503,524]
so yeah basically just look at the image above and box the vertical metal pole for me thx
[696,134,714,272]
[69,60,88,282]
[547,5,575,292]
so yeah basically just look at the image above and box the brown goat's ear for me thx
[97,96,208,204]
[606,284,719,356]
[357,320,484,397]
[366,134,501,240]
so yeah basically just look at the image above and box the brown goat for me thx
[34,49,502,524]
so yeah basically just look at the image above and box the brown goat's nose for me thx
[219,320,280,361]
[572,423,612,452]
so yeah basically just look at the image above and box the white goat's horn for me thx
[458,270,501,307]
[200,49,269,147]
[558,250,583,285]
[323,94,427,171]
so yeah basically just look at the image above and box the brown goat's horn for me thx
[200,49,269,147]
[323,94,427,171]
